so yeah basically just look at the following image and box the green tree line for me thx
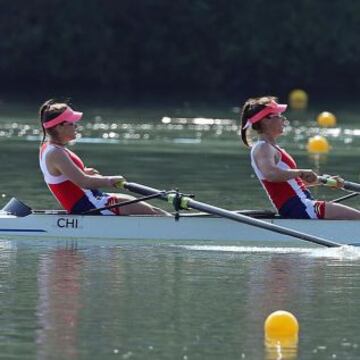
[0,0,359,100]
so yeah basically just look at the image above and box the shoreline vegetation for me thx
[1,2,360,99]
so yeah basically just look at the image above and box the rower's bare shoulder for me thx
[46,147,69,162]
[252,142,276,157]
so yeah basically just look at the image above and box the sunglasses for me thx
[268,114,287,120]
[60,121,77,127]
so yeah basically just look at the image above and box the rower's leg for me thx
[109,193,170,216]
[324,202,360,220]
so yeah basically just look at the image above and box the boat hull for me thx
[0,213,358,246]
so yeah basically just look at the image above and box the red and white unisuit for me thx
[39,143,118,215]
[250,141,325,219]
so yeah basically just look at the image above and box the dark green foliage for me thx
[0,0,359,99]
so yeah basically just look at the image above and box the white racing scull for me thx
[0,209,359,245]
[1,175,360,247]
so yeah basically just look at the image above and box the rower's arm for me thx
[253,143,315,183]
[48,149,123,188]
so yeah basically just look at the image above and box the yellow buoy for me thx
[307,135,330,154]
[265,310,299,340]
[265,311,299,359]
[288,89,308,110]
[317,111,337,127]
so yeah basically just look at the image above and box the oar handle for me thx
[319,176,360,193]
[318,175,338,187]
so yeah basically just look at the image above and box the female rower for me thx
[39,99,167,215]
[240,96,360,219]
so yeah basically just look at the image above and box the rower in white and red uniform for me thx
[250,139,325,218]
[39,99,168,216]
[240,96,360,219]
[39,142,117,214]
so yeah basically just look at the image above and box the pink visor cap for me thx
[243,100,287,129]
[43,106,83,129]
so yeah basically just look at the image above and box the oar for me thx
[82,192,166,215]
[331,192,359,203]
[116,181,342,248]
[319,176,360,203]
[318,176,360,193]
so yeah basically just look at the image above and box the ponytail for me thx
[240,103,252,147]
[39,99,55,144]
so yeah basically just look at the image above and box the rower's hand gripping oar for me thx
[319,175,360,203]
[116,180,342,248]
[318,175,360,193]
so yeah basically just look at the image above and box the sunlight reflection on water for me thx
[2,118,360,149]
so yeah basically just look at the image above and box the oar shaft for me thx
[343,181,360,193]
[331,192,359,203]
[184,198,339,247]
[83,192,164,214]
[123,182,168,198]
[122,182,340,248]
